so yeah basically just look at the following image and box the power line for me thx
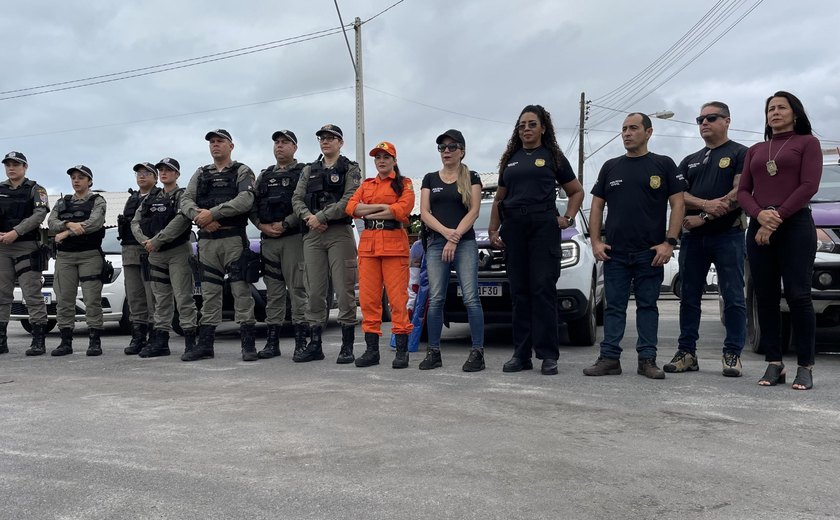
[362,0,407,23]
[0,86,353,141]
[334,0,358,76]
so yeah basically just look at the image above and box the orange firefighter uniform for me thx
[346,172,415,336]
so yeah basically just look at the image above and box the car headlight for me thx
[816,228,837,253]
[108,267,122,284]
[561,241,580,268]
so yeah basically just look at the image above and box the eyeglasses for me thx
[695,113,726,125]
[437,143,463,153]
[517,121,539,130]
[317,135,338,142]
[135,171,155,178]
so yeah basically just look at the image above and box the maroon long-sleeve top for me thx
[737,131,822,219]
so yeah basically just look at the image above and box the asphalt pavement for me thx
[1,297,839,520]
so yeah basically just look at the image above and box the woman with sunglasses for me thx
[488,105,584,375]
[737,91,822,390]
[420,129,485,372]
[347,141,415,368]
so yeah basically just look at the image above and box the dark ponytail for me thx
[391,164,404,196]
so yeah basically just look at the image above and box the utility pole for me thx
[354,17,366,177]
[577,92,585,185]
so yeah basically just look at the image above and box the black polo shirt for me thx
[678,139,748,235]
[421,170,482,241]
[591,152,684,252]
[499,146,576,208]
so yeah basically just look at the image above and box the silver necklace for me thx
[766,136,793,176]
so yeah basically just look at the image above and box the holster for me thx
[29,244,52,272]
[101,258,115,283]
[227,247,261,283]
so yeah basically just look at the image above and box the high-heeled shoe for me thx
[792,366,813,390]
[758,362,786,386]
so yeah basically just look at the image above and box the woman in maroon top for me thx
[737,91,822,390]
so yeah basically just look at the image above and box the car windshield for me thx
[102,227,121,254]
[813,164,840,203]
[474,198,568,230]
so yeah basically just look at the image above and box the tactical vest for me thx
[56,194,106,253]
[256,163,303,224]
[304,156,352,224]
[139,188,191,251]
[118,189,148,246]
[0,180,39,241]
[196,162,247,228]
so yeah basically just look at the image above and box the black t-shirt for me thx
[678,139,748,235]
[421,170,482,241]
[591,152,684,252]
[498,146,576,207]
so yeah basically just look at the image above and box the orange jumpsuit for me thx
[346,173,415,335]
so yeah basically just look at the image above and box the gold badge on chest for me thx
[649,175,661,189]
[535,158,545,167]
[718,157,730,168]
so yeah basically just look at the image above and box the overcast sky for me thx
[2,0,839,196]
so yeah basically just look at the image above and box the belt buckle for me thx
[374,220,385,230]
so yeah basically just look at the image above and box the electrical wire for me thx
[334,0,358,76]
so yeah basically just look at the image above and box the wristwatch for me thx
[699,212,711,222]
[563,215,575,227]
[666,237,678,246]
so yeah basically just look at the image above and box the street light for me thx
[576,96,674,184]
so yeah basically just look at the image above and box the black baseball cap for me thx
[67,164,93,180]
[205,128,233,142]
[2,151,28,166]
[133,162,158,176]
[315,124,343,140]
[271,130,298,145]
[435,129,466,145]
[155,157,181,173]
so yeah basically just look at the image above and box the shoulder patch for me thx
[36,188,49,206]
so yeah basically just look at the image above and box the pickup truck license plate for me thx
[458,283,502,297]
[42,292,52,305]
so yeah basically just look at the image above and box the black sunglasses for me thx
[696,113,726,125]
[437,143,463,153]
[517,121,539,130]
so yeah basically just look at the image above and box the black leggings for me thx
[746,208,816,366]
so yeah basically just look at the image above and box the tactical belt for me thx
[150,264,171,285]
[198,227,245,240]
[363,219,403,230]
[501,200,556,216]
[261,256,285,281]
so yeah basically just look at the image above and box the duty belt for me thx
[198,226,245,240]
[502,200,556,216]
[363,219,403,230]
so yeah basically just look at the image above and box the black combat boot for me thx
[258,324,281,359]
[0,321,8,354]
[241,323,258,362]
[293,322,309,359]
[393,333,409,369]
[181,325,215,361]
[293,325,324,362]
[86,328,103,356]
[336,324,355,364]
[25,323,47,356]
[124,323,148,355]
[355,332,380,367]
[181,328,197,359]
[51,328,74,356]
[139,329,171,358]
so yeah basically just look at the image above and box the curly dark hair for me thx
[497,104,568,174]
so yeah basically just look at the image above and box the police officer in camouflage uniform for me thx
[132,157,197,358]
[180,129,258,362]
[48,165,107,357]
[119,162,158,355]
[251,130,309,359]
[0,151,49,356]
[291,124,360,364]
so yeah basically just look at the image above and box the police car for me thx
[11,227,129,333]
[442,194,605,346]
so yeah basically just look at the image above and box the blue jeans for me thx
[678,228,746,355]
[425,235,484,349]
[600,249,663,360]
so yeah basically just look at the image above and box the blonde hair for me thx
[456,163,472,209]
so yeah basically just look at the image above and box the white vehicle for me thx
[661,248,718,299]
[443,196,605,346]
[11,227,129,333]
